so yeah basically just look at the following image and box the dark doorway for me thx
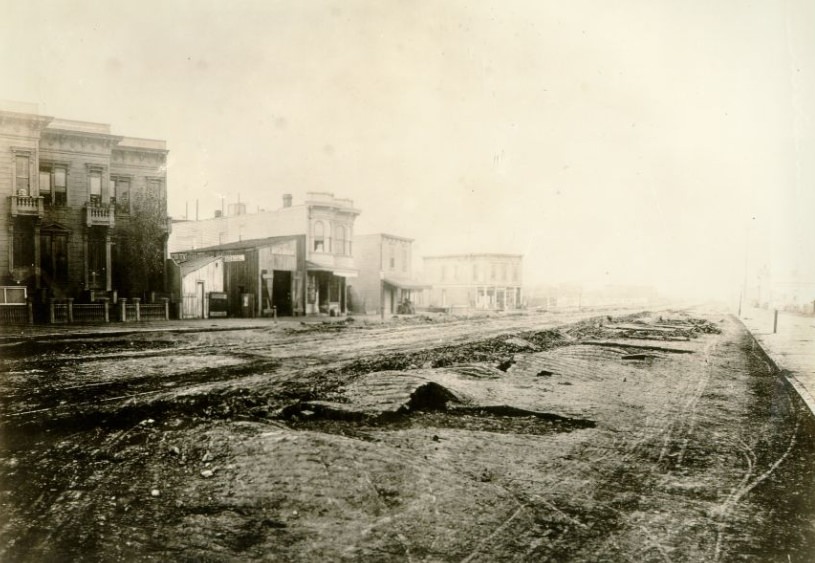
[272,270,293,316]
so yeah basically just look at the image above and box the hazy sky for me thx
[3,0,813,298]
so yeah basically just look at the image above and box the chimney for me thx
[282,193,293,208]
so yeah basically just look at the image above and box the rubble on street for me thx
[1,309,814,562]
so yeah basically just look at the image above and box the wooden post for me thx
[27,302,34,325]
[161,297,170,320]
[773,309,778,334]
[67,298,74,323]
[120,298,127,322]
[133,297,141,322]
[103,300,110,323]
[49,298,55,324]
[379,271,384,321]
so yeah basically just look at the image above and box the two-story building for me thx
[169,192,360,315]
[351,233,430,315]
[423,253,524,311]
[1,104,169,310]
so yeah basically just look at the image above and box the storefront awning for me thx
[306,261,358,278]
[383,277,432,290]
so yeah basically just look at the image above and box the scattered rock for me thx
[504,337,539,350]
[150,489,160,497]
[200,469,215,478]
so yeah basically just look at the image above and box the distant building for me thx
[525,283,657,310]
[351,233,430,315]
[1,104,169,309]
[170,193,360,315]
[748,266,815,314]
[423,253,523,311]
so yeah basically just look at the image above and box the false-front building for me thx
[1,105,169,311]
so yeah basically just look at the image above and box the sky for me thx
[2,0,813,300]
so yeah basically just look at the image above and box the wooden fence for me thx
[41,299,170,324]
[0,304,32,325]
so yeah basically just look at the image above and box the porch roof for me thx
[178,256,221,277]
[383,277,432,290]
[306,261,358,278]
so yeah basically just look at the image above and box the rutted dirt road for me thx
[1,309,814,562]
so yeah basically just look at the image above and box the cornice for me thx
[113,146,169,156]
[0,111,53,131]
[40,131,121,156]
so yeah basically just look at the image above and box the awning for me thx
[383,277,432,290]
[306,261,358,278]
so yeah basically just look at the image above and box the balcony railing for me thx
[85,204,116,227]
[9,195,44,218]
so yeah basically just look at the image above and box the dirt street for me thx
[1,309,815,562]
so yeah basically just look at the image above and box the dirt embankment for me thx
[2,311,815,562]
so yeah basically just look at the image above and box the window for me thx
[15,155,30,195]
[389,246,395,270]
[54,167,67,206]
[111,177,130,214]
[491,264,496,281]
[39,169,51,204]
[512,266,519,282]
[336,225,347,255]
[501,263,507,281]
[313,221,325,252]
[402,247,408,272]
[39,165,67,206]
[89,170,102,205]
[473,264,479,281]
[148,178,164,209]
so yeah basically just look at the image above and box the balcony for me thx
[85,204,116,227]
[9,194,44,218]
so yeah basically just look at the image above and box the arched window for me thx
[313,221,325,252]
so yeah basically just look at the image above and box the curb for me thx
[739,315,815,419]
[784,373,815,418]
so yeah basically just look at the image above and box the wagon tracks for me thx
[710,391,801,562]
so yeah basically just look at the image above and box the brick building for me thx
[1,104,169,309]
[423,253,524,311]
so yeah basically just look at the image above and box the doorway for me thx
[272,270,293,316]
[197,281,205,318]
